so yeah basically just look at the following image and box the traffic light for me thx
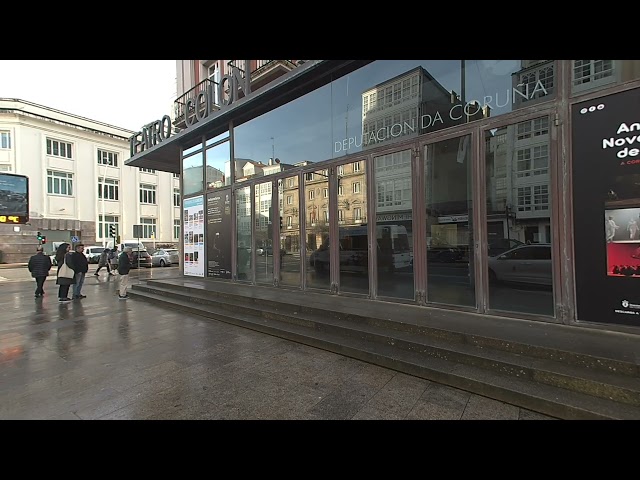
[36,231,43,242]
[41,236,47,244]
[109,225,116,237]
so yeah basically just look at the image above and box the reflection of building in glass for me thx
[362,66,488,151]
[254,181,272,248]
[279,175,301,253]
[206,165,225,190]
[511,60,555,109]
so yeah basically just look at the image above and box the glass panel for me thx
[182,151,203,196]
[306,169,330,290]
[279,175,301,287]
[206,141,231,191]
[338,160,369,295]
[254,182,273,284]
[571,60,640,96]
[206,131,229,146]
[375,148,414,299]
[425,134,474,306]
[485,117,553,316]
[236,186,252,282]
[183,140,202,156]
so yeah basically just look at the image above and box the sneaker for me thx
[74,295,86,299]
[59,298,72,302]
[118,295,129,300]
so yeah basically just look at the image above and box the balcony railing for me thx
[174,61,305,126]
[174,78,220,126]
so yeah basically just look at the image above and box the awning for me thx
[125,60,373,173]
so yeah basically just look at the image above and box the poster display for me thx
[183,195,205,277]
[572,87,640,326]
[206,188,232,278]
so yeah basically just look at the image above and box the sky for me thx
[0,60,176,132]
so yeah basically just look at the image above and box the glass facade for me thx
[169,60,640,328]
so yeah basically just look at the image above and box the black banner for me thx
[572,87,640,326]
[206,188,232,279]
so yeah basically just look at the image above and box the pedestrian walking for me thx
[70,243,89,300]
[118,247,133,299]
[94,249,113,276]
[55,242,75,302]
[27,245,52,298]
[109,247,119,274]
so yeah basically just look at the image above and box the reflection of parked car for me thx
[129,250,152,268]
[488,244,552,286]
[427,244,465,263]
[488,238,524,257]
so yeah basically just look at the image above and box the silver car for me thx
[165,249,180,265]
[487,244,552,286]
[150,249,174,267]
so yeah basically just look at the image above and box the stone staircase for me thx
[129,278,640,420]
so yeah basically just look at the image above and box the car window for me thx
[533,246,551,260]
[158,250,165,255]
[504,247,537,260]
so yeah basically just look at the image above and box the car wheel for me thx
[159,260,166,267]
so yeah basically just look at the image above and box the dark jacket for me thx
[70,251,89,273]
[118,252,132,275]
[56,252,76,286]
[28,252,52,278]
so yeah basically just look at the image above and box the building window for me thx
[0,131,11,149]
[353,182,361,194]
[517,117,549,140]
[98,177,119,201]
[0,165,11,172]
[97,149,118,167]
[323,210,328,222]
[47,170,73,196]
[339,185,344,196]
[516,145,548,177]
[377,178,410,208]
[140,218,157,238]
[174,219,180,240]
[288,178,294,187]
[140,168,156,174]
[309,190,315,200]
[174,188,180,207]
[354,208,362,221]
[140,184,156,204]
[46,138,73,159]
[173,173,180,178]
[99,215,119,239]
[338,210,344,222]
[286,195,292,205]
[353,162,360,172]
[573,60,615,91]
[338,165,344,176]
[323,188,328,198]
[287,216,292,227]
[305,172,314,181]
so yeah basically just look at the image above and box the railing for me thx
[174,78,220,124]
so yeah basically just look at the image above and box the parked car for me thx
[150,249,175,267]
[256,245,273,256]
[84,246,106,264]
[165,249,180,265]
[488,238,524,257]
[129,249,152,268]
[488,243,552,286]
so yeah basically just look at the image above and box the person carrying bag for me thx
[55,242,75,302]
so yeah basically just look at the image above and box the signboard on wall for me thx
[572,87,640,326]
[183,196,205,277]
[0,173,29,224]
[207,188,232,279]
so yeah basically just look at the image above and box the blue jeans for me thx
[73,272,86,297]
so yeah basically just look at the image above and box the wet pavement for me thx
[0,266,556,420]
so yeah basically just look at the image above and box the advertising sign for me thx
[183,196,205,277]
[206,188,232,279]
[572,87,640,326]
[0,173,29,224]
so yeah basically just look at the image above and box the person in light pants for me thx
[118,247,133,299]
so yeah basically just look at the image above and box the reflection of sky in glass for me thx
[234,60,527,166]
[183,151,203,196]
[206,141,230,187]
[0,174,27,194]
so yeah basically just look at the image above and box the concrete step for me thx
[129,285,640,419]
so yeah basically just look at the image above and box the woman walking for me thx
[55,242,75,302]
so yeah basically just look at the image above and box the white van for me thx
[106,240,147,252]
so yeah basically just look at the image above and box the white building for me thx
[0,98,181,263]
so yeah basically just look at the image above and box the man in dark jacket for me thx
[70,243,89,299]
[28,245,52,298]
[118,247,133,299]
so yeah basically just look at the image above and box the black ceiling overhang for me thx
[125,60,374,173]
